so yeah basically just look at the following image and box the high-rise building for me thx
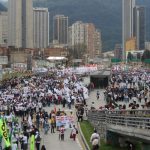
[8,0,33,48]
[85,24,102,59]
[0,12,8,46]
[85,23,96,59]
[125,37,136,51]
[69,21,102,59]
[53,15,68,45]
[22,0,33,48]
[94,29,102,57]
[33,8,49,48]
[69,21,86,47]
[145,42,150,51]
[114,44,122,59]
[122,0,135,59]
[8,0,22,48]
[133,6,145,50]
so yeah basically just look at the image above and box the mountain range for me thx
[0,0,150,51]
[33,0,122,51]
[0,3,6,11]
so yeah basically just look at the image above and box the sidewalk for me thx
[87,89,106,109]
[40,129,82,150]
[42,106,83,150]
[41,88,106,149]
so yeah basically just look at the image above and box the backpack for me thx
[76,128,78,134]
[36,135,41,143]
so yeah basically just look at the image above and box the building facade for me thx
[85,23,96,59]
[33,8,49,48]
[8,0,33,48]
[122,0,146,57]
[133,6,145,50]
[68,21,86,59]
[114,44,122,59]
[53,15,68,45]
[94,29,102,57]
[8,0,22,48]
[44,48,68,58]
[22,0,33,48]
[145,42,150,51]
[85,24,102,59]
[0,12,8,46]
[69,21,102,60]
[68,21,86,47]
[125,37,137,51]
[122,0,135,59]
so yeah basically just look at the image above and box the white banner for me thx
[56,116,74,128]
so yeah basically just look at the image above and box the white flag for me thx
[28,115,32,126]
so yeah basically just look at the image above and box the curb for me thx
[77,122,91,150]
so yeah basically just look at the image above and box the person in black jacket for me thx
[41,145,46,150]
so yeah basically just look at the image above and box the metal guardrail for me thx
[88,109,150,131]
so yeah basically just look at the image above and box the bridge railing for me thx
[88,109,150,130]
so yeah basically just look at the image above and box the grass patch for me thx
[80,120,94,149]
[80,120,128,150]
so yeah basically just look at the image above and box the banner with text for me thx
[0,119,11,147]
[56,116,74,128]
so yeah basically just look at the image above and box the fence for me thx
[88,109,150,140]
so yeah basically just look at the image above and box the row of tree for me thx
[68,45,150,64]
[127,50,150,62]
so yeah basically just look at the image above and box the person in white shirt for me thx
[35,132,41,150]
[12,141,18,150]
[90,130,100,150]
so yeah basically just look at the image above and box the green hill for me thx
[33,0,150,51]
[0,0,149,51]
[33,0,122,51]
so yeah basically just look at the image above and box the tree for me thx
[72,43,87,59]
[127,52,133,62]
[137,53,141,60]
[141,50,150,62]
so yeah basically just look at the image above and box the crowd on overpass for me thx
[103,68,150,110]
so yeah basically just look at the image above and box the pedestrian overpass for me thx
[88,109,150,150]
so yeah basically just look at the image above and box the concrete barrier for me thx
[88,109,150,147]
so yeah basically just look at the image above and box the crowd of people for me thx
[0,68,89,115]
[0,68,89,150]
[103,67,150,111]
[2,65,150,149]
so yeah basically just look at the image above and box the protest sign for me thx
[0,119,10,147]
[56,116,74,128]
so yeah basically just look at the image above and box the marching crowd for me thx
[103,68,150,110]
[0,69,88,116]
[2,65,149,150]
[0,68,89,150]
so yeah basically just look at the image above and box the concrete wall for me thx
[10,51,27,63]
[88,110,150,149]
